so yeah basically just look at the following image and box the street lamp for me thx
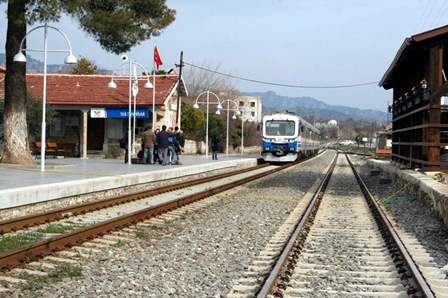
[220,99,240,156]
[238,107,249,156]
[107,58,153,165]
[14,23,77,172]
[193,91,222,159]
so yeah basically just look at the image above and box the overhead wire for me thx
[418,0,434,31]
[184,62,379,89]
[418,0,435,31]
[422,0,442,30]
[431,1,448,28]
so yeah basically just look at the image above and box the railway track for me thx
[0,152,330,282]
[230,153,448,297]
[0,163,270,235]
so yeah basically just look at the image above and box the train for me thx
[261,112,321,162]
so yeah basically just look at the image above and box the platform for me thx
[0,155,258,210]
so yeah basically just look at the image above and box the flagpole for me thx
[152,45,156,129]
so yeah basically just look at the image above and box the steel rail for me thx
[0,156,312,270]
[256,152,435,298]
[256,153,338,297]
[0,164,269,234]
[345,154,435,298]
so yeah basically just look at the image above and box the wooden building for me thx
[380,25,448,170]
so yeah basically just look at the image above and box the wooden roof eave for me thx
[379,38,411,89]
[380,25,448,90]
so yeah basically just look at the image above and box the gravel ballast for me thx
[15,151,336,298]
[352,155,448,268]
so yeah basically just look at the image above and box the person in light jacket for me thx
[141,126,155,164]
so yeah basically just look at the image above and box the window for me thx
[239,101,244,107]
[250,102,255,107]
[251,112,255,117]
[107,119,123,139]
[265,120,295,136]
[49,117,64,137]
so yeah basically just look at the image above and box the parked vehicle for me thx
[375,130,392,158]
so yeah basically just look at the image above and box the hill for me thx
[245,91,387,123]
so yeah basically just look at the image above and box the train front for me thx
[261,114,299,162]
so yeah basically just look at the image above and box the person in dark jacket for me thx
[167,127,177,165]
[174,126,184,165]
[211,135,220,160]
[156,125,170,165]
[120,132,130,164]
[153,128,161,164]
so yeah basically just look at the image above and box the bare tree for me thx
[185,64,239,97]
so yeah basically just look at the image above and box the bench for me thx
[33,142,65,157]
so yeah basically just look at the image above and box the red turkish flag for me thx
[154,46,163,70]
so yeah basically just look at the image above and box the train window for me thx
[265,120,295,136]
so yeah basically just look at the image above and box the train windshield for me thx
[265,120,296,136]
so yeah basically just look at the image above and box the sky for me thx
[1,0,448,111]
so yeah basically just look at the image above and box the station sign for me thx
[105,108,150,119]
[90,108,107,118]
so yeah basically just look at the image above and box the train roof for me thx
[263,113,320,134]
[300,117,320,134]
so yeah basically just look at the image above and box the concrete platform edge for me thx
[367,159,448,224]
[0,158,258,210]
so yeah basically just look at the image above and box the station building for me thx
[235,95,263,123]
[380,25,448,170]
[0,68,187,158]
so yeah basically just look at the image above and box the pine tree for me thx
[70,57,97,75]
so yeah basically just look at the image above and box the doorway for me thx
[87,118,105,150]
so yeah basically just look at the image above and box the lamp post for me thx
[220,99,240,156]
[239,107,249,156]
[107,57,153,165]
[193,91,222,159]
[14,23,77,172]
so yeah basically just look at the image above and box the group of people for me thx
[141,125,184,165]
[120,125,185,165]
[120,125,224,164]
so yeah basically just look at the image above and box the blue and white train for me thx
[261,112,320,162]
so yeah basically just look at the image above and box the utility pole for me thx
[176,51,184,127]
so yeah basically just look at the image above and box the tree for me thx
[70,57,97,75]
[1,1,175,164]
[181,103,206,141]
[231,120,249,149]
[185,64,239,97]
[181,103,227,151]
[25,94,57,140]
[0,92,56,143]
[208,113,226,146]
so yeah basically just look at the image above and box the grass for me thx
[50,264,83,279]
[135,228,150,240]
[0,232,44,254]
[22,264,83,290]
[37,224,74,234]
[0,224,84,255]
[113,239,126,247]
[382,198,397,205]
